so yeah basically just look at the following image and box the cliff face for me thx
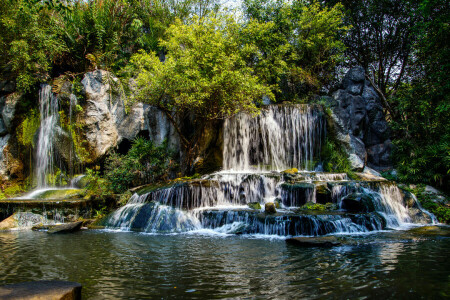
[0,67,391,184]
[323,67,392,172]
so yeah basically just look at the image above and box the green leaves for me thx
[105,138,178,193]
[131,13,274,121]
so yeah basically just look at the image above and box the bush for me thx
[105,138,178,193]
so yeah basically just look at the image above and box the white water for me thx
[36,84,59,188]
[105,104,437,236]
[223,105,325,171]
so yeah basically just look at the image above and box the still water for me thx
[0,230,448,299]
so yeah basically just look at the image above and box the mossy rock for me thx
[282,168,298,175]
[34,189,83,200]
[265,202,277,214]
[248,202,261,210]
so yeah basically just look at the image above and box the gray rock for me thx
[1,93,20,130]
[0,281,81,300]
[47,221,83,234]
[349,154,364,171]
[118,103,145,141]
[0,81,15,94]
[81,70,122,159]
[329,67,391,171]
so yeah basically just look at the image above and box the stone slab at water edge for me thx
[0,281,81,300]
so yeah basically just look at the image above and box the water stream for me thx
[105,104,437,236]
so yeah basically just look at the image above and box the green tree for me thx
[130,14,274,170]
[243,0,348,99]
[0,0,67,91]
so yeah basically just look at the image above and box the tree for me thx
[243,0,348,100]
[130,14,274,170]
[325,0,421,116]
[0,0,67,92]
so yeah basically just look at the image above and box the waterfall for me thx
[223,104,325,171]
[104,104,438,236]
[36,84,59,188]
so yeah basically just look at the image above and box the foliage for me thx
[243,0,349,99]
[326,0,420,100]
[16,109,39,147]
[321,138,352,175]
[300,202,337,211]
[84,166,113,199]
[388,0,450,189]
[130,14,274,121]
[0,0,67,91]
[105,138,178,193]
[410,185,450,224]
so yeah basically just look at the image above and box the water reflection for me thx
[0,231,448,299]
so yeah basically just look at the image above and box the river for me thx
[0,230,448,299]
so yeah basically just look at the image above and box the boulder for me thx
[0,212,47,230]
[81,70,124,160]
[0,281,81,300]
[341,193,376,213]
[329,67,391,171]
[286,236,341,247]
[265,202,277,214]
[47,221,83,234]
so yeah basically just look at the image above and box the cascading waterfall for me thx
[105,104,437,236]
[223,104,325,171]
[36,84,59,188]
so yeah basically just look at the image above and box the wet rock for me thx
[265,202,277,214]
[286,236,341,247]
[341,193,376,213]
[47,221,83,234]
[248,202,261,210]
[315,183,332,204]
[0,212,47,230]
[0,280,81,300]
[283,168,298,175]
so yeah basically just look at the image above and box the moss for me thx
[283,168,299,174]
[16,109,40,147]
[300,202,337,211]
[248,202,262,210]
[34,189,83,200]
[410,185,450,224]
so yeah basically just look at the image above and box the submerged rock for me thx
[408,226,450,237]
[47,221,83,234]
[0,280,81,300]
[286,236,341,247]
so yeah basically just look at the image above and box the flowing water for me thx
[36,84,59,188]
[105,104,437,236]
[0,230,448,299]
[223,104,325,171]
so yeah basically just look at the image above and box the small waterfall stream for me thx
[36,84,59,188]
[105,104,437,236]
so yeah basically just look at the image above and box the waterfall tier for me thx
[223,104,325,171]
[104,104,437,236]
[103,172,436,235]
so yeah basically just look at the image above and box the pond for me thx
[0,230,449,299]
